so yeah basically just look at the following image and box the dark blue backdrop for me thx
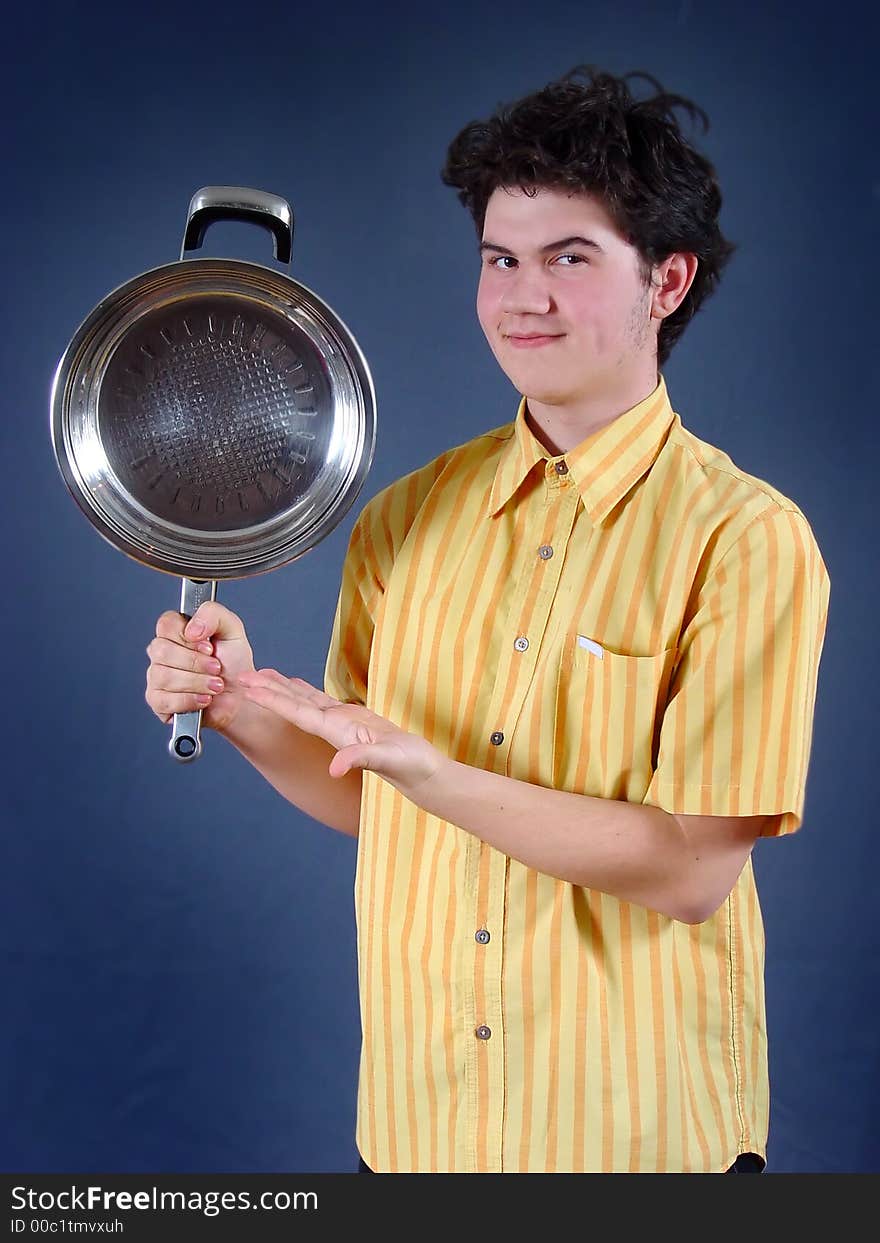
[2,0,875,1174]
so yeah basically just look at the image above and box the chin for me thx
[522,390,573,408]
[494,359,564,400]
[509,373,575,406]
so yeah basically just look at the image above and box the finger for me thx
[328,742,379,779]
[154,611,215,657]
[146,664,226,696]
[182,602,248,645]
[146,687,214,721]
[237,678,299,711]
[237,669,333,698]
[238,671,343,719]
[249,671,351,715]
[238,679,327,733]
[147,636,223,676]
[287,677,342,707]
[155,611,187,642]
[236,669,321,703]
[233,671,344,723]
[238,667,292,688]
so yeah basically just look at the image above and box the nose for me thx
[500,265,553,316]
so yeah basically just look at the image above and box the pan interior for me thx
[98,294,333,533]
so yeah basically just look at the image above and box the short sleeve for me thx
[323,448,458,706]
[643,507,831,836]
[323,498,387,707]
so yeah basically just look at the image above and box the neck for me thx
[524,367,660,455]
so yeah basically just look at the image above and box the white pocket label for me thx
[576,634,604,660]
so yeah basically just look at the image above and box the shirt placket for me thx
[461,458,580,1171]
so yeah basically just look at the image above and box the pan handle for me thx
[169,577,219,763]
[180,186,293,266]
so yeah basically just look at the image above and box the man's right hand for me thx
[145,600,361,837]
[145,602,256,733]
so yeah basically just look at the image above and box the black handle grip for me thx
[180,186,293,265]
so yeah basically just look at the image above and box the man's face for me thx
[476,185,657,408]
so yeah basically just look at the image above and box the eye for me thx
[486,255,517,270]
[554,253,588,266]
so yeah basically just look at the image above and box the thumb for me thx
[329,744,373,780]
[183,601,247,644]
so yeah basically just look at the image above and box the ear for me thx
[651,253,699,320]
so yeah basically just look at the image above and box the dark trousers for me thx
[357,1153,764,1173]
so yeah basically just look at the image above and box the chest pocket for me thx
[553,635,678,802]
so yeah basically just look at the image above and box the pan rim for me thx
[50,257,376,580]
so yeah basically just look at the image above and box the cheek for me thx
[476,273,498,333]
[570,287,632,345]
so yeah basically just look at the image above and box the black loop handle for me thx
[180,186,293,266]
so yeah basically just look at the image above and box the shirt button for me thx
[554,460,568,475]
[475,928,491,945]
[490,731,504,745]
[475,1025,492,1040]
[538,544,553,559]
[514,636,529,652]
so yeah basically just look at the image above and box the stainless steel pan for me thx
[50,186,376,762]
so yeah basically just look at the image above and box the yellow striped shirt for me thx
[323,375,830,1172]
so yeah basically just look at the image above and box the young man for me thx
[145,67,830,1173]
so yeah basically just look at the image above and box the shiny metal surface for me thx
[169,578,218,762]
[51,259,375,578]
[50,186,377,762]
[180,186,293,263]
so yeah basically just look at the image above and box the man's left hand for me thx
[236,668,443,795]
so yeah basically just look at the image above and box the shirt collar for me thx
[486,375,677,525]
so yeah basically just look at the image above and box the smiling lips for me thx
[505,333,564,349]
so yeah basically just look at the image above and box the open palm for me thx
[235,669,441,791]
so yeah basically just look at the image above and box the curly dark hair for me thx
[440,66,736,365]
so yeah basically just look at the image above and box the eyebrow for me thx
[478,235,605,256]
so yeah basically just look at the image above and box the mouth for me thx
[504,333,564,349]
